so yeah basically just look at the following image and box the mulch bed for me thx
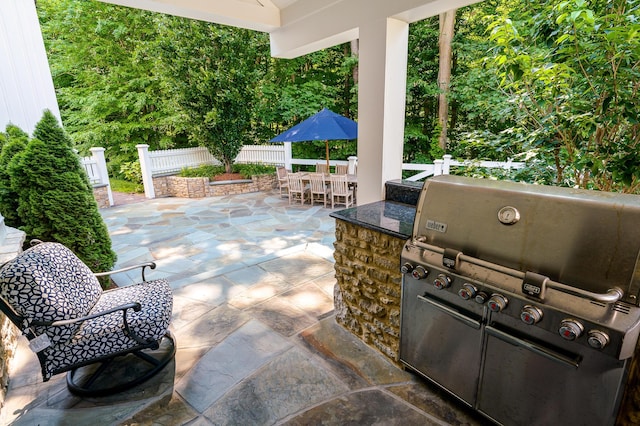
[212,173,245,181]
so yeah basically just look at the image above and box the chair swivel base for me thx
[66,331,176,397]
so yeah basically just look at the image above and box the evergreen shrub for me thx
[7,111,116,279]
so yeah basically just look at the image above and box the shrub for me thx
[119,160,143,184]
[0,125,29,228]
[234,163,275,178]
[8,111,116,280]
[178,165,224,178]
[177,163,275,179]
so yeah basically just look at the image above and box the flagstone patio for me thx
[0,190,486,425]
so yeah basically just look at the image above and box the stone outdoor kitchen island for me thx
[330,180,420,364]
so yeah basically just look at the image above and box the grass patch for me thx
[111,178,143,193]
[178,163,276,179]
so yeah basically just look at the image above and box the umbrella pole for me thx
[325,140,330,171]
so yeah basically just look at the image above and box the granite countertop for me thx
[330,201,416,240]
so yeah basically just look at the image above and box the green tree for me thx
[487,0,640,191]
[158,19,269,173]
[0,125,29,228]
[37,0,190,175]
[257,44,359,164]
[8,111,116,275]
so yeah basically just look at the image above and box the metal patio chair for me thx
[0,241,175,397]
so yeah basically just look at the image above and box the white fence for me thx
[80,147,113,206]
[402,155,525,181]
[135,144,525,199]
[148,147,220,174]
[81,157,101,185]
[236,145,286,165]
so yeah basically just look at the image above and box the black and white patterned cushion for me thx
[42,279,172,379]
[0,243,102,344]
[0,242,173,381]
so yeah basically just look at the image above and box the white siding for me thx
[0,0,61,135]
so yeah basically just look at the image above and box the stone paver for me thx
[1,190,485,426]
[176,319,291,413]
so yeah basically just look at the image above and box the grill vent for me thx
[613,302,632,315]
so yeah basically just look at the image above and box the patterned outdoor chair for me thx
[0,241,175,397]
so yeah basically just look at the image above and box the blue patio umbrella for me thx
[270,108,358,168]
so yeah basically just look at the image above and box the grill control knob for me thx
[458,283,477,300]
[559,319,584,341]
[433,274,452,290]
[411,266,428,280]
[401,263,414,274]
[520,305,543,325]
[488,294,508,312]
[587,330,610,350]
[475,292,488,304]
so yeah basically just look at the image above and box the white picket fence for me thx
[148,147,220,174]
[236,145,287,165]
[135,144,525,199]
[80,147,113,206]
[81,157,102,185]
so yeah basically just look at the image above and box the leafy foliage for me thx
[178,163,275,179]
[486,0,640,191]
[156,19,269,173]
[0,125,29,227]
[36,0,640,193]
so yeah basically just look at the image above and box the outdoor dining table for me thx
[299,173,358,186]
[297,172,358,208]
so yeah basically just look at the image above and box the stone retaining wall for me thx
[92,184,110,209]
[152,174,277,198]
[0,227,26,410]
[332,219,404,364]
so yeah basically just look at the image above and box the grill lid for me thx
[413,175,640,304]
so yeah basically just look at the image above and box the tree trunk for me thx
[438,9,456,151]
[351,39,359,85]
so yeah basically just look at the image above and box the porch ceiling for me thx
[98,0,481,58]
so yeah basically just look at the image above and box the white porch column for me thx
[357,18,409,204]
[136,144,155,199]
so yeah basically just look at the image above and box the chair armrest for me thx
[31,302,142,327]
[31,302,153,345]
[94,262,156,282]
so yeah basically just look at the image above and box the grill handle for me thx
[412,239,624,304]
[546,281,623,304]
[485,326,580,369]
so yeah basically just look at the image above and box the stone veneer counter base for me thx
[330,200,416,364]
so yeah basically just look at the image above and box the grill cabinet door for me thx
[478,326,627,426]
[400,276,484,406]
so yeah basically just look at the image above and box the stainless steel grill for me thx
[399,175,640,426]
